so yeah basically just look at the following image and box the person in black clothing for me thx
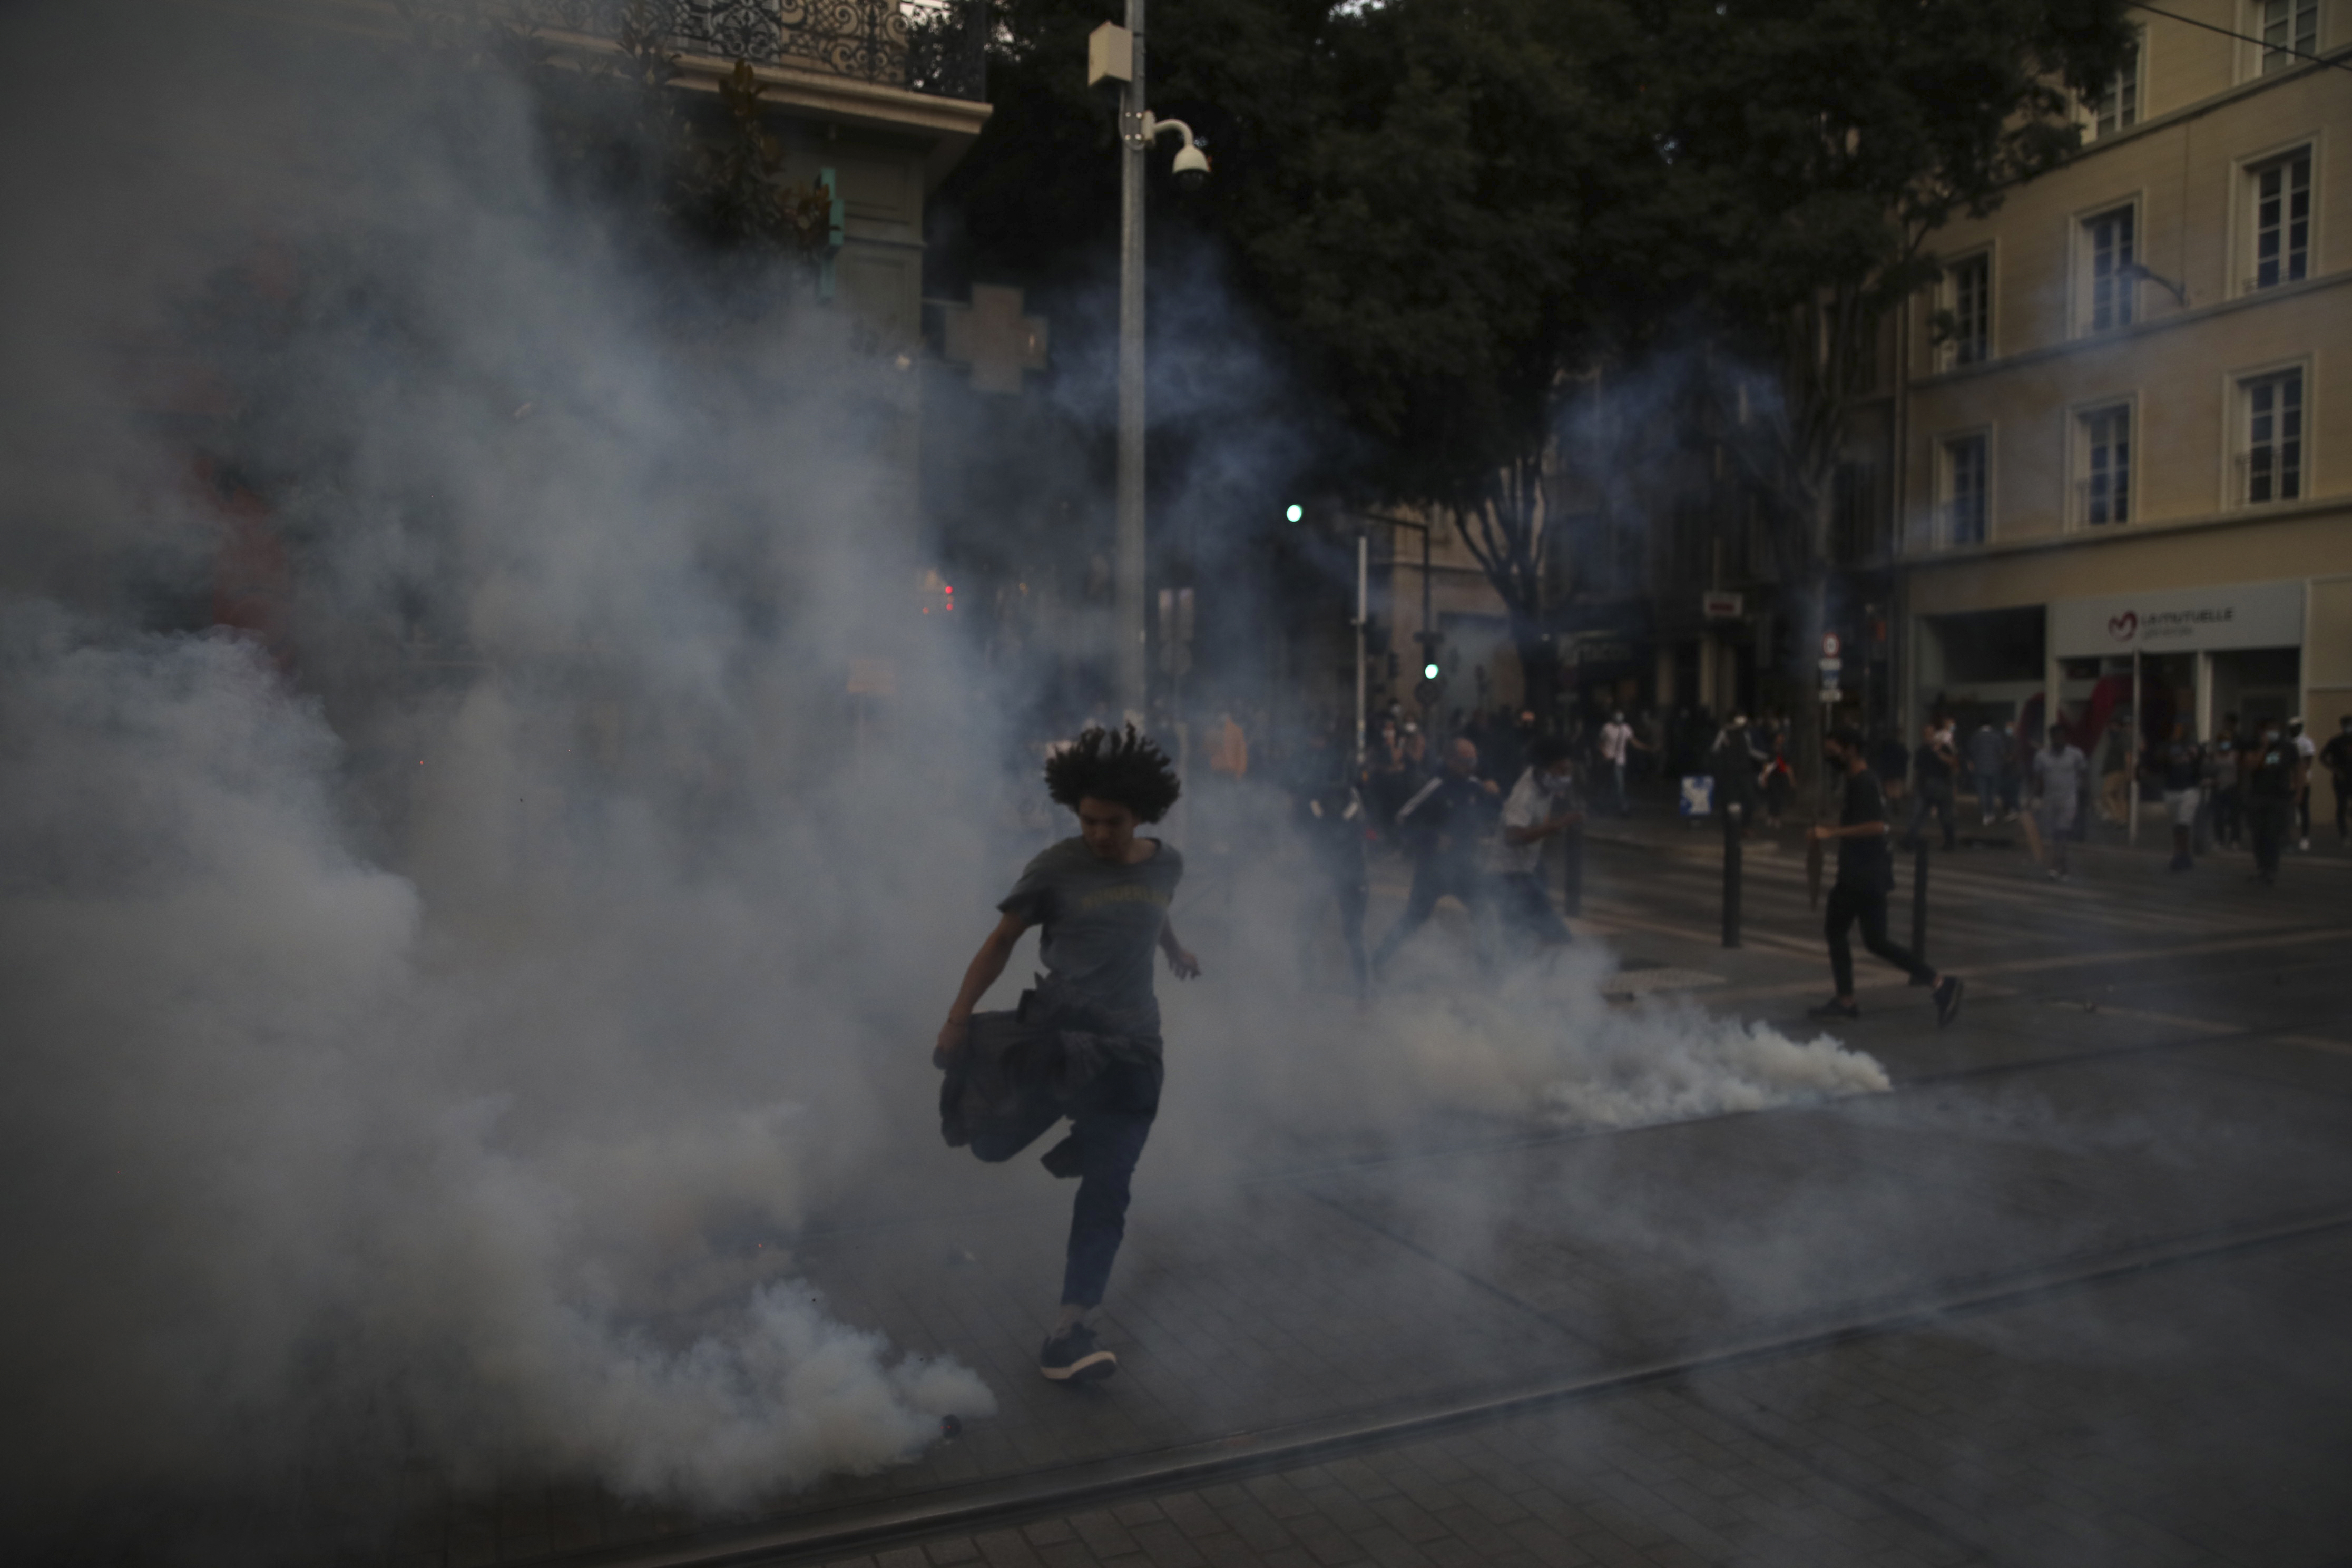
[1904,719,1959,853]
[1809,726,1965,1026]
[1709,714,1763,832]
[2322,716,2352,846]
[2243,721,2301,886]
[937,726,1201,1383]
[1371,736,1501,974]
[1289,736,1370,998]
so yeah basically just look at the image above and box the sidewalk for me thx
[1577,778,2352,873]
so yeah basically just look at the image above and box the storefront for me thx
[2047,578,2307,743]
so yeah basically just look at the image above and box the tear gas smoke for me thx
[0,3,994,1551]
[0,3,1889,1557]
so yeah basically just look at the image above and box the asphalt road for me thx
[373,817,2352,1568]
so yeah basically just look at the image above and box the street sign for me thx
[1819,688,1844,704]
[1820,632,1842,659]
[1817,656,1843,674]
[1701,590,1744,620]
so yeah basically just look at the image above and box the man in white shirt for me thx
[1493,737,1582,953]
[2290,718,2317,850]
[1598,711,1647,817]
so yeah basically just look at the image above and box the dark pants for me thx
[2335,778,2350,840]
[1906,780,1956,850]
[2248,797,2291,880]
[2213,786,2243,847]
[1825,881,1931,997]
[1301,868,1369,995]
[1373,855,1485,969]
[1494,871,1571,949]
[969,1056,1160,1308]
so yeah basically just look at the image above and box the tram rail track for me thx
[540,1201,2352,1568]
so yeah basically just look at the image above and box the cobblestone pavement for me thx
[372,819,2351,1568]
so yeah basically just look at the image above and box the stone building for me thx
[1896,0,2352,746]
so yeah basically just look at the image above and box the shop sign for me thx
[2050,579,2304,658]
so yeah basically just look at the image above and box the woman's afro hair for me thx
[1045,724,1182,824]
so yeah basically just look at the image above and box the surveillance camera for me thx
[1171,142,1210,191]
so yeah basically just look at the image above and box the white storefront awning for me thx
[2050,579,2304,659]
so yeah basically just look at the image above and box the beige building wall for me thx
[1896,1,2352,735]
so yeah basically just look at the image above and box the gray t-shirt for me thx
[2034,745,2087,819]
[998,837,1184,1036]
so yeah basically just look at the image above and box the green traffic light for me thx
[1423,662,1439,680]
[1285,503,1304,523]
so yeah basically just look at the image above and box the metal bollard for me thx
[1910,838,1929,967]
[1562,815,1584,918]
[1722,803,1742,948]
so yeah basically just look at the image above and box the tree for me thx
[1621,0,2133,780]
[945,0,1662,710]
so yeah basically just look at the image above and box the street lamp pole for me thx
[1114,0,1149,719]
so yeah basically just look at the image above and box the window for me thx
[2090,29,2142,138]
[1939,434,1988,547]
[2082,205,2136,332]
[2261,0,2319,73]
[2240,369,2304,504]
[2077,404,2132,526]
[2249,149,2312,289]
[1941,252,1991,367]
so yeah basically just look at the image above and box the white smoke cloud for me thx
[0,4,1894,1558]
[0,3,996,1551]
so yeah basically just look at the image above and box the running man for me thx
[936,726,1200,1383]
[1491,735,1582,956]
[1808,726,1964,1026]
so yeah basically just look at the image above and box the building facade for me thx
[1896,0,2352,749]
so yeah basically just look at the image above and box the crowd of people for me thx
[946,704,2348,1387]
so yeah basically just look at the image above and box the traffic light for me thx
[1284,502,1305,523]
[1422,659,1439,680]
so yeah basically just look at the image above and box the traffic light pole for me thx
[1113,0,1149,718]
[1354,531,1368,765]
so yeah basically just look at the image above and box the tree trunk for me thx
[1514,617,1560,720]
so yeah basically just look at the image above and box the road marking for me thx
[1704,925,2352,1003]
[2056,1002,2352,1057]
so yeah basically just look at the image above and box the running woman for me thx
[936,726,1200,1383]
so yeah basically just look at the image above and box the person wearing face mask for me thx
[1491,735,1583,954]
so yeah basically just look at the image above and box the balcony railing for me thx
[522,0,989,101]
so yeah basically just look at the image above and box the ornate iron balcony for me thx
[524,0,989,101]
